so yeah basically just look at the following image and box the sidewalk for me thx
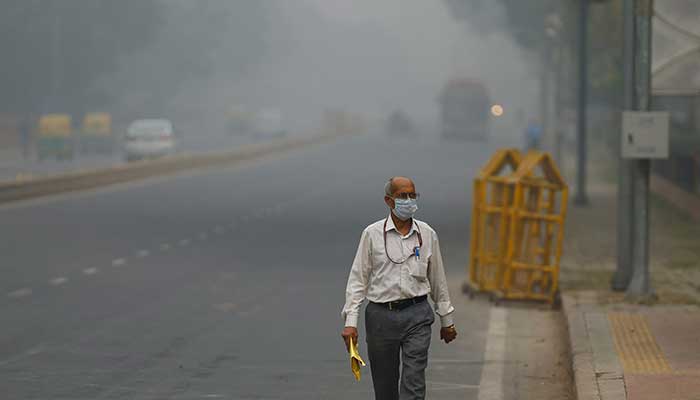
[564,292,700,400]
[559,159,700,399]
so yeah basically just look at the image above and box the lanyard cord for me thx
[383,217,423,264]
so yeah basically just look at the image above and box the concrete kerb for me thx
[0,133,344,204]
[562,292,628,400]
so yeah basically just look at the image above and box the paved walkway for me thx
[564,291,700,400]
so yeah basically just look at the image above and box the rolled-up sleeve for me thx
[341,229,372,328]
[427,232,455,327]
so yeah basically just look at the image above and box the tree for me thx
[443,0,624,105]
[0,0,160,113]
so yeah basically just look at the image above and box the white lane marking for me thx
[136,249,150,258]
[0,345,45,367]
[160,243,171,251]
[477,307,508,400]
[7,288,33,298]
[427,381,480,391]
[179,239,191,246]
[49,277,68,286]
[83,267,99,275]
[112,258,127,267]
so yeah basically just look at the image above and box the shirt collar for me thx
[384,215,418,236]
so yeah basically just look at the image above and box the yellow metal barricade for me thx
[466,149,522,296]
[498,151,568,305]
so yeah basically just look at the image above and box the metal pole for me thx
[574,0,589,206]
[626,0,654,299]
[612,0,636,291]
[554,45,564,165]
[541,47,552,151]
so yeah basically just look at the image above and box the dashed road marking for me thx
[49,277,68,286]
[136,249,150,258]
[83,267,99,275]
[112,258,127,267]
[179,239,191,246]
[7,288,32,298]
[160,243,171,251]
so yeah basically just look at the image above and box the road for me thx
[0,130,569,399]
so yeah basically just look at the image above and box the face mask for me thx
[392,198,418,221]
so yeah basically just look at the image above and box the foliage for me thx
[443,0,624,104]
[0,0,160,113]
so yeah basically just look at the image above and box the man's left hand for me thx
[440,325,457,344]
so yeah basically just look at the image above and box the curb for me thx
[562,292,627,400]
[0,133,344,204]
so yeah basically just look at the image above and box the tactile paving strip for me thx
[608,312,672,374]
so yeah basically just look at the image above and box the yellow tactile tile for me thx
[608,312,672,374]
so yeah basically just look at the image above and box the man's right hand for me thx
[341,326,358,352]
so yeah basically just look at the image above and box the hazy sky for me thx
[234,0,538,134]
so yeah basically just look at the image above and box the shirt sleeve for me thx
[427,232,455,327]
[341,229,372,328]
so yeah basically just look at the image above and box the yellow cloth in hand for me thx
[349,339,366,381]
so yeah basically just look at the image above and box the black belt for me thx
[372,295,427,311]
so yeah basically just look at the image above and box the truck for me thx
[438,78,491,140]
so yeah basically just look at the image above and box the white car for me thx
[124,119,177,162]
[253,108,286,139]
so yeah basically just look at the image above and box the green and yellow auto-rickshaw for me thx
[37,114,74,160]
[80,112,113,154]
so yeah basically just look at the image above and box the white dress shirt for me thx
[341,216,455,328]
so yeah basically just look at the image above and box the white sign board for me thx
[621,111,670,159]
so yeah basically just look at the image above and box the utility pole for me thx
[612,0,636,291]
[574,0,590,206]
[626,0,655,299]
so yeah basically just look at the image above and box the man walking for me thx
[341,176,457,400]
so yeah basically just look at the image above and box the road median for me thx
[0,133,342,204]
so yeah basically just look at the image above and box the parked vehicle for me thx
[225,105,253,136]
[386,110,415,136]
[124,119,176,162]
[252,108,286,139]
[438,78,491,140]
[80,112,114,155]
[37,113,74,161]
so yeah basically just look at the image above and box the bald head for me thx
[384,176,415,197]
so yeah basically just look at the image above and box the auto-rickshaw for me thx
[80,112,113,154]
[37,114,74,160]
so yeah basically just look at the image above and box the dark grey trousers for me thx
[365,300,435,400]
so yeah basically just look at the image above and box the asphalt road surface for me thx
[0,130,555,399]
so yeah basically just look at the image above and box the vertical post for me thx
[541,47,552,151]
[553,45,564,164]
[574,0,590,206]
[626,0,654,299]
[612,0,636,291]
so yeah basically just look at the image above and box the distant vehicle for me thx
[225,105,253,136]
[439,78,491,140]
[37,113,74,161]
[124,119,176,162]
[80,112,113,155]
[386,110,415,136]
[252,108,286,139]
